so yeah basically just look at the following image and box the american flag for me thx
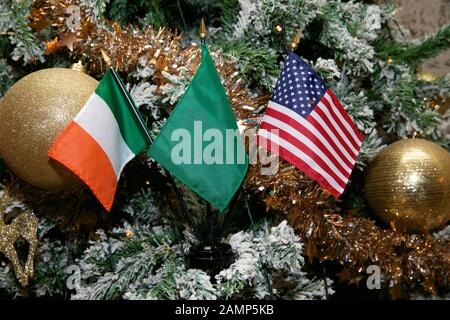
[258,52,365,198]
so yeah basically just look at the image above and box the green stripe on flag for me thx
[95,70,148,154]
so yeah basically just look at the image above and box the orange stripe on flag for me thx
[48,121,118,211]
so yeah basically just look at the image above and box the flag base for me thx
[185,243,234,279]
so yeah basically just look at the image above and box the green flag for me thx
[148,44,248,211]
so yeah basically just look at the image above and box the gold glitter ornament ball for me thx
[365,139,450,233]
[0,68,98,190]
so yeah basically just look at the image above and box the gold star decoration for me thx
[58,32,80,52]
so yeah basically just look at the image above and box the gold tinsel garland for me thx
[18,0,450,297]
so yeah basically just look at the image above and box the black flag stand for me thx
[184,18,235,277]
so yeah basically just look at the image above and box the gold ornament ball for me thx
[365,139,450,233]
[0,68,98,190]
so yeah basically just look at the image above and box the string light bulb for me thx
[125,230,134,239]
[289,30,302,51]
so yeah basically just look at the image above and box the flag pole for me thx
[199,18,215,247]
[287,30,330,299]
[102,55,203,243]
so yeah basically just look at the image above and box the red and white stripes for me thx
[258,89,364,198]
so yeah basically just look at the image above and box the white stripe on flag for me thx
[259,128,345,194]
[74,93,135,179]
[323,93,362,146]
[261,115,350,181]
[267,101,355,165]
[317,101,359,155]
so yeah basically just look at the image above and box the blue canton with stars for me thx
[271,52,327,118]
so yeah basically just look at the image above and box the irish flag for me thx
[48,70,148,211]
